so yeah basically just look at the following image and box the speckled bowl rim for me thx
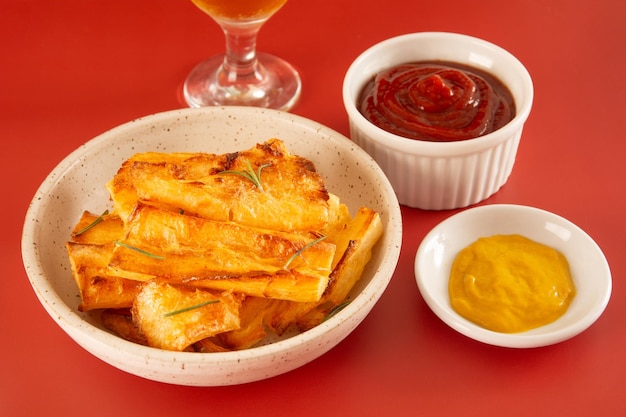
[414,204,612,348]
[21,106,403,385]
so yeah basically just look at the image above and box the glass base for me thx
[183,52,302,111]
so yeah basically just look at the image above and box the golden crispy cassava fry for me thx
[66,242,141,311]
[319,193,352,252]
[67,211,140,311]
[106,204,335,302]
[132,280,243,351]
[106,139,330,232]
[217,296,276,350]
[101,309,147,346]
[297,207,382,330]
[71,211,124,244]
[317,207,383,305]
[104,151,229,223]
[193,337,231,353]
[266,207,383,333]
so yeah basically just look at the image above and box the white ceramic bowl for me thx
[415,204,611,348]
[21,107,403,386]
[343,32,534,210]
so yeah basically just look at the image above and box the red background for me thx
[2,1,625,416]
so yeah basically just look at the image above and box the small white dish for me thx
[415,204,612,348]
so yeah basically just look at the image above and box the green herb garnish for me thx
[323,301,350,322]
[74,210,109,236]
[163,299,220,317]
[283,235,327,269]
[113,240,165,260]
[219,160,271,192]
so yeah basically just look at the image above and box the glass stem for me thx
[218,20,268,86]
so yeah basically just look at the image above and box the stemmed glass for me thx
[184,0,302,110]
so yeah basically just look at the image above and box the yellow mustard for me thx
[449,234,576,333]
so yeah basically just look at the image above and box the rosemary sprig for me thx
[74,210,109,236]
[283,235,327,269]
[323,301,351,322]
[163,300,220,317]
[219,160,271,192]
[113,240,165,260]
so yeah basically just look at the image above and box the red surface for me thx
[2,1,625,416]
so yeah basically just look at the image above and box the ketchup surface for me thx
[358,61,515,142]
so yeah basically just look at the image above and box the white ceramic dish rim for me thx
[342,32,534,156]
[414,204,612,348]
[21,106,403,385]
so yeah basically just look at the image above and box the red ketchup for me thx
[358,61,515,142]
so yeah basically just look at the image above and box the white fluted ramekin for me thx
[343,32,533,210]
